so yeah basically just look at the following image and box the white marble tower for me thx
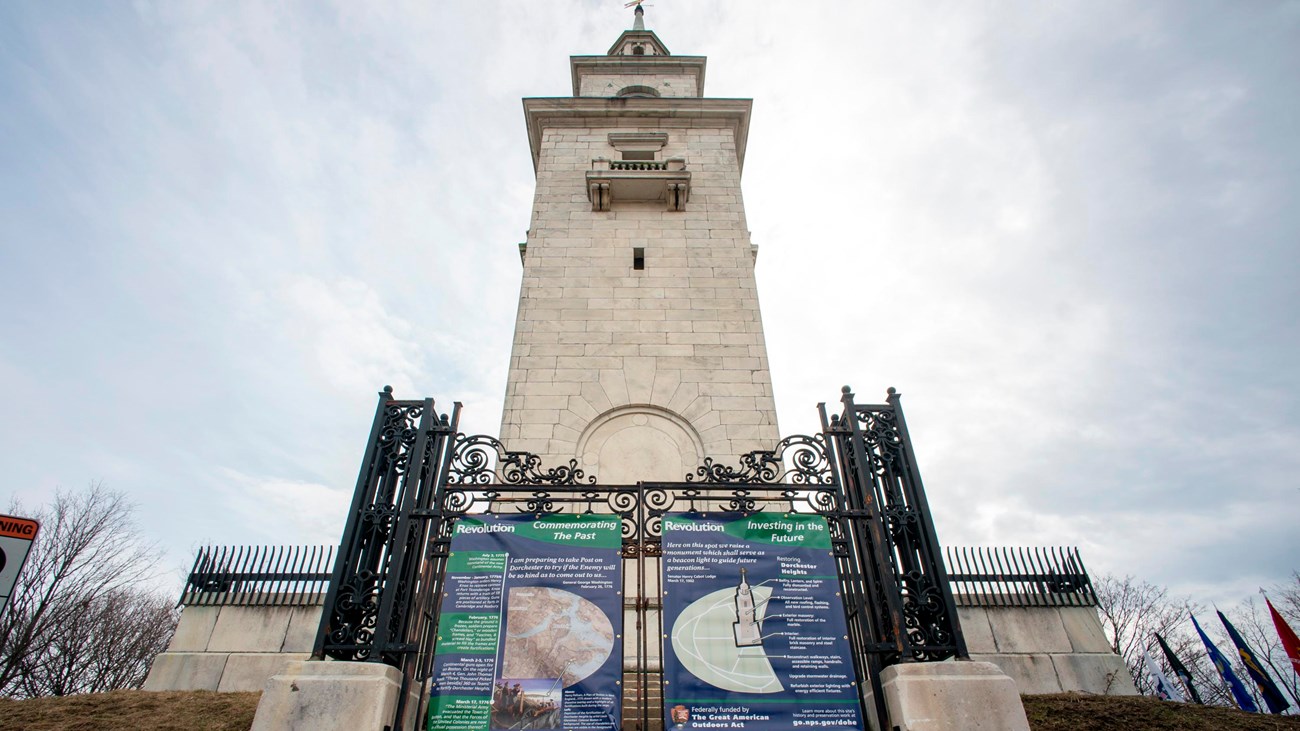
[500,6,779,482]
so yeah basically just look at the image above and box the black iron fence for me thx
[945,545,1096,608]
[304,385,975,731]
[179,544,334,607]
[178,542,1097,611]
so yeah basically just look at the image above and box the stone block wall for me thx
[957,605,1137,696]
[579,73,700,98]
[500,116,781,481]
[143,603,321,693]
[145,598,1134,700]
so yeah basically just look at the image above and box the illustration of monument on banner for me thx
[733,569,763,648]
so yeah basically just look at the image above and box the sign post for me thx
[0,514,40,617]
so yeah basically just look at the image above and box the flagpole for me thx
[1217,608,1292,714]
[1155,631,1203,704]
[1193,613,1260,713]
[1261,590,1300,686]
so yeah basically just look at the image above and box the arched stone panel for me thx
[576,405,704,484]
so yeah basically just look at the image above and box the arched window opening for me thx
[616,85,660,99]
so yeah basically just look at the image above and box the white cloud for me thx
[277,274,424,396]
[216,468,351,545]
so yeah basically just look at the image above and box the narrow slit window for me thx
[633,247,645,271]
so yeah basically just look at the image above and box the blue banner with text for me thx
[660,512,862,730]
[428,514,624,731]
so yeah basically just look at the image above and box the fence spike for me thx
[179,545,335,608]
[940,546,1095,609]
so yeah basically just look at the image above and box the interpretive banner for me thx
[661,512,862,730]
[428,514,624,731]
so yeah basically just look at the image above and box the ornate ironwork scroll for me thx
[686,433,834,485]
[447,433,596,486]
[312,387,460,729]
[822,386,968,663]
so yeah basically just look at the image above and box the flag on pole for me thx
[1142,648,1185,701]
[1155,632,1203,704]
[1218,610,1292,714]
[1192,614,1258,713]
[1264,596,1300,677]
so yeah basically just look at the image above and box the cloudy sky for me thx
[1,1,1296,605]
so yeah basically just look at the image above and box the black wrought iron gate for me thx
[312,385,967,731]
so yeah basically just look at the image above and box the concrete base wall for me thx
[143,604,323,693]
[148,598,1133,711]
[251,660,422,731]
[868,661,1030,731]
[957,605,1137,695]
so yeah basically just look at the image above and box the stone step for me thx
[621,672,665,731]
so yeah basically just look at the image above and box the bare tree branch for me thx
[1273,573,1300,628]
[1093,573,1232,706]
[0,483,177,697]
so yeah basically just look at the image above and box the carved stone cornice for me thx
[522,97,753,174]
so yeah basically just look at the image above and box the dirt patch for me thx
[0,690,260,731]
[1024,693,1300,731]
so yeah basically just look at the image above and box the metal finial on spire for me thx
[625,0,648,31]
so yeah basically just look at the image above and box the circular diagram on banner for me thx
[671,585,781,693]
[502,587,614,687]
